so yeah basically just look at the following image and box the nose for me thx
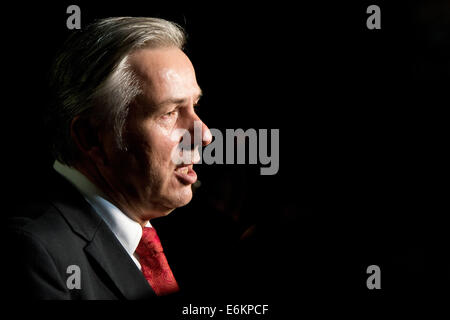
[200,121,212,146]
[188,114,212,147]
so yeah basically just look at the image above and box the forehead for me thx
[128,47,200,102]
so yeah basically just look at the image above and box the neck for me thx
[72,160,156,228]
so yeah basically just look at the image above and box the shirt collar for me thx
[53,160,151,257]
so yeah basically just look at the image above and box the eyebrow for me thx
[156,89,203,107]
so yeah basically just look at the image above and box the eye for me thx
[162,108,179,118]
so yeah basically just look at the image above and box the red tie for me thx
[135,227,180,296]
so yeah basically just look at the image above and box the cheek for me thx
[153,121,184,162]
[153,139,180,171]
[125,117,181,174]
[141,125,180,171]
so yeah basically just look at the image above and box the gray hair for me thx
[47,17,186,165]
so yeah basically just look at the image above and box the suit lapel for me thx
[49,171,155,299]
[84,222,156,299]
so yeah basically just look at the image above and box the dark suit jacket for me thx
[6,171,158,300]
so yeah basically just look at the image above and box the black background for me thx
[1,0,449,316]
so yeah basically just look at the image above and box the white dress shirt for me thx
[54,161,151,270]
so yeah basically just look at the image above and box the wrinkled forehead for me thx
[128,47,200,103]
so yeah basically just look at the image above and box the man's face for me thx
[100,47,211,220]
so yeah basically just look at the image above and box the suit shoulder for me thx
[7,200,73,246]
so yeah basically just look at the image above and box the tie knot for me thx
[136,227,163,256]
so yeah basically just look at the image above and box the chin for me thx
[162,188,193,213]
[176,189,193,207]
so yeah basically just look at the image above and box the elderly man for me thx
[7,17,212,299]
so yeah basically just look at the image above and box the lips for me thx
[174,164,197,185]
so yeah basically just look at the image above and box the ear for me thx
[70,115,108,166]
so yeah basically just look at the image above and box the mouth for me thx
[174,164,197,185]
